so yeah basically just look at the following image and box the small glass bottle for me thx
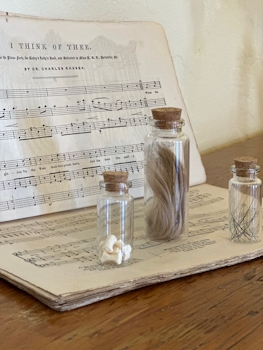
[144,107,189,242]
[229,156,262,243]
[97,171,133,266]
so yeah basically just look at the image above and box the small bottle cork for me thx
[152,107,182,121]
[234,156,257,177]
[103,171,129,192]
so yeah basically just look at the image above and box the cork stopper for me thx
[234,156,257,177]
[103,171,128,183]
[102,171,129,192]
[152,107,182,121]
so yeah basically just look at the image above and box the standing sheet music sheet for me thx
[0,14,205,222]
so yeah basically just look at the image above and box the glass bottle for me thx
[229,156,262,243]
[144,107,189,242]
[97,171,133,266]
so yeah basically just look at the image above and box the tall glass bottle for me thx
[229,156,262,243]
[97,171,133,266]
[144,107,189,242]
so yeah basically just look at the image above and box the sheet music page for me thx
[0,14,205,221]
[1,184,263,311]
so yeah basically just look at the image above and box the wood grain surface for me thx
[1,134,263,350]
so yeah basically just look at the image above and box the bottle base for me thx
[98,258,133,267]
[229,237,261,244]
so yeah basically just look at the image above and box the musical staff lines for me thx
[0,115,152,141]
[189,209,228,237]
[0,178,144,212]
[189,196,224,209]
[0,204,144,246]
[0,143,144,171]
[0,214,96,245]
[1,213,95,234]
[12,231,145,268]
[0,80,161,100]
[0,187,228,247]
[188,191,225,209]
[0,160,143,191]
[9,187,230,267]
[0,98,165,120]
[13,239,98,267]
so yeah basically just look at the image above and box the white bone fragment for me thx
[123,244,132,254]
[122,244,132,262]
[113,246,121,254]
[114,239,123,250]
[100,250,122,265]
[102,234,117,253]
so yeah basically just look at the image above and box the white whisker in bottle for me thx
[229,157,262,243]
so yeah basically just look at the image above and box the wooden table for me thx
[2,134,263,350]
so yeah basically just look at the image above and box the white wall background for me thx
[1,0,263,154]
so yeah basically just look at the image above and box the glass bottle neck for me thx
[152,125,183,134]
[105,188,128,195]
[105,183,128,194]
[230,165,260,181]
[100,180,131,194]
[232,174,258,182]
[149,118,184,134]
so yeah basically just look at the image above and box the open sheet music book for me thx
[1,13,261,312]
[2,183,263,311]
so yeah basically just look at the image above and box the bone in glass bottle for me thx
[229,157,262,243]
[144,107,189,241]
[97,171,133,266]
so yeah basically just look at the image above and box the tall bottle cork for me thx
[152,107,182,121]
[151,107,183,130]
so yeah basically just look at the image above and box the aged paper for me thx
[1,183,263,311]
[0,13,205,222]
